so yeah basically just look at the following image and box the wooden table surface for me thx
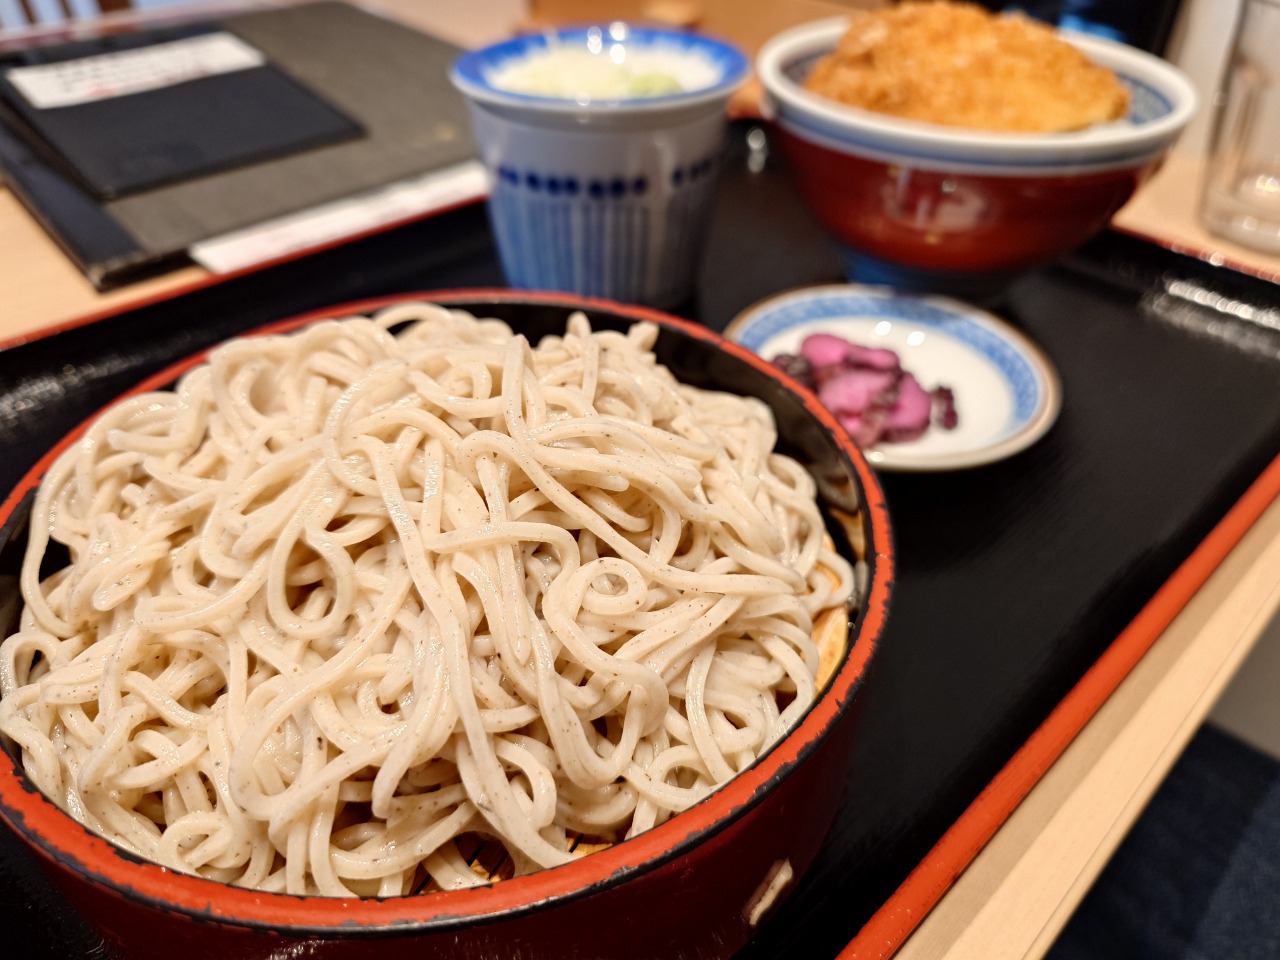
[1,4,1279,959]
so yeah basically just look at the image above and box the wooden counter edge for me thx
[890,488,1280,960]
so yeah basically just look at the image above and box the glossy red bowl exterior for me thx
[778,132,1149,274]
[0,291,893,960]
[757,18,1197,289]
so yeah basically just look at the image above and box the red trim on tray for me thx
[838,450,1280,960]
[0,289,894,932]
[0,195,486,354]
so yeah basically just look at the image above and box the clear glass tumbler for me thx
[1200,0,1280,254]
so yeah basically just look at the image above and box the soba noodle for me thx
[0,304,854,897]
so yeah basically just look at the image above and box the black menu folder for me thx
[0,2,478,289]
[0,26,363,201]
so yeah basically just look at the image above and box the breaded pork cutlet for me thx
[804,1,1129,133]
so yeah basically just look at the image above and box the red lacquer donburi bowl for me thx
[0,291,892,960]
[757,18,1197,295]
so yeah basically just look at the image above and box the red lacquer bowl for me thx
[757,18,1197,294]
[0,291,892,960]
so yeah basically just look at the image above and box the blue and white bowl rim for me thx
[452,24,750,111]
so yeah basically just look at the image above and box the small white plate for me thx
[726,285,1062,471]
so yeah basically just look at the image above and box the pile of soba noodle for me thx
[0,304,854,897]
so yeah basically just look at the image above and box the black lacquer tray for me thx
[2,123,1280,959]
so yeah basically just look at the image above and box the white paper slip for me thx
[5,32,266,110]
[190,161,489,275]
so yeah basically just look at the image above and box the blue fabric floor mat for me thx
[1047,723,1280,960]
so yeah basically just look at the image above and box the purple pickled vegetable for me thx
[880,372,933,443]
[799,333,855,370]
[818,368,899,419]
[838,407,889,449]
[800,333,901,374]
[771,353,816,389]
[769,330,960,448]
[841,341,902,372]
[932,386,958,430]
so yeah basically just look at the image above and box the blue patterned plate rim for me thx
[725,284,1062,472]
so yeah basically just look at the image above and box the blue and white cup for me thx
[451,24,749,308]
